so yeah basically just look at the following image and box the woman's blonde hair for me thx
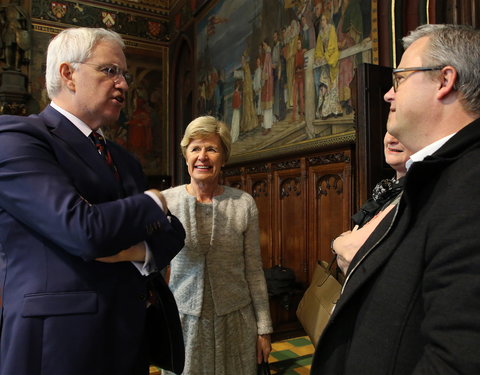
[180,116,232,162]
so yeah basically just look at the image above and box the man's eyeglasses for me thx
[73,62,133,85]
[392,66,444,92]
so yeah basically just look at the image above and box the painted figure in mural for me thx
[205,72,215,114]
[240,51,258,133]
[312,0,323,37]
[231,80,241,142]
[314,13,342,119]
[281,27,291,111]
[212,67,224,119]
[336,0,363,114]
[312,0,324,100]
[128,96,153,163]
[300,14,316,50]
[213,69,222,115]
[0,1,31,71]
[291,38,306,122]
[253,56,263,122]
[272,30,286,122]
[271,31,280,122]
[285,20,300,109]
[104,109,128,148]
[198,80,207,115]
[261,40,274,135]
[149,85,162,139]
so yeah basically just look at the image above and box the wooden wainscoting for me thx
[222,146,353,335]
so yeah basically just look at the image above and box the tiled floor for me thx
[149,335,315,374]
[269,336,314,374]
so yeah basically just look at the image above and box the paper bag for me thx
[296,259,342,346]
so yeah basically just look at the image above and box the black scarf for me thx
[352,177,404,228]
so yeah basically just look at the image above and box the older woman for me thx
[332,132,413,274]
[162,116,272,374]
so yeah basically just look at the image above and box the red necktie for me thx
[90,131,120,180]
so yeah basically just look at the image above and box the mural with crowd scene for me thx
[195,0,377,162]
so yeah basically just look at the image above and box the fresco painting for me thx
[104,53,166,175]
[195,0,375,161]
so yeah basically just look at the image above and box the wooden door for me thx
[307,150,352,283]
[351,63,393,211]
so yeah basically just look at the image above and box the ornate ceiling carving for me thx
[87,0,171,15]
[32,0,179,46]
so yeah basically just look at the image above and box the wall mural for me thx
[103,53,165,175]
[195,0,377,163]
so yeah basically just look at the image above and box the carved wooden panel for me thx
[222,167,244,191]
[275,170,307,284]
[227,180,243,190]
[307,157,352,283]
[222,146,353,335]
[248,173,273,269]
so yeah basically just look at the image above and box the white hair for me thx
[46,27,125,99]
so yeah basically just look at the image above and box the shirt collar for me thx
[50,101,105,138]
[406,133,456,170]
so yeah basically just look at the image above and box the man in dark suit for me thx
[311,24,480,374]
[0,27,185,374]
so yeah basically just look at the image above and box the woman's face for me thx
[321,15,327,29]
[185,134,224,185]
[383,132,411,177]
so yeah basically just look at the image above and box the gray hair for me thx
[180,116,232,163]
[403,24,480,115]
[46,27,125,99]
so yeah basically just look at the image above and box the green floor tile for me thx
[296,356,313,366]
[287,337,312,347]
[271,349,298,361]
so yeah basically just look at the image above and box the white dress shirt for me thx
[406,133,456,171]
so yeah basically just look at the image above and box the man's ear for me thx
[59,62,76,92]
[437,66,457,100]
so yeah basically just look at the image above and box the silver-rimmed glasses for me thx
[73,62,133,85]
[392,66,444,92]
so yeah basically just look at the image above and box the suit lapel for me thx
[39,106,120,189]
[108,143,138,195]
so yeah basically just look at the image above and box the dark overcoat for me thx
[311,118,480,375]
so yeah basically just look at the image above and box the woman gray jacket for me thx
[163,185,272,335]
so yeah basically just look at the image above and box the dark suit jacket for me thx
[311,118,480,375]
[0,105,185,375]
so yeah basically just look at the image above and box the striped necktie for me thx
[90,131,120,180]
